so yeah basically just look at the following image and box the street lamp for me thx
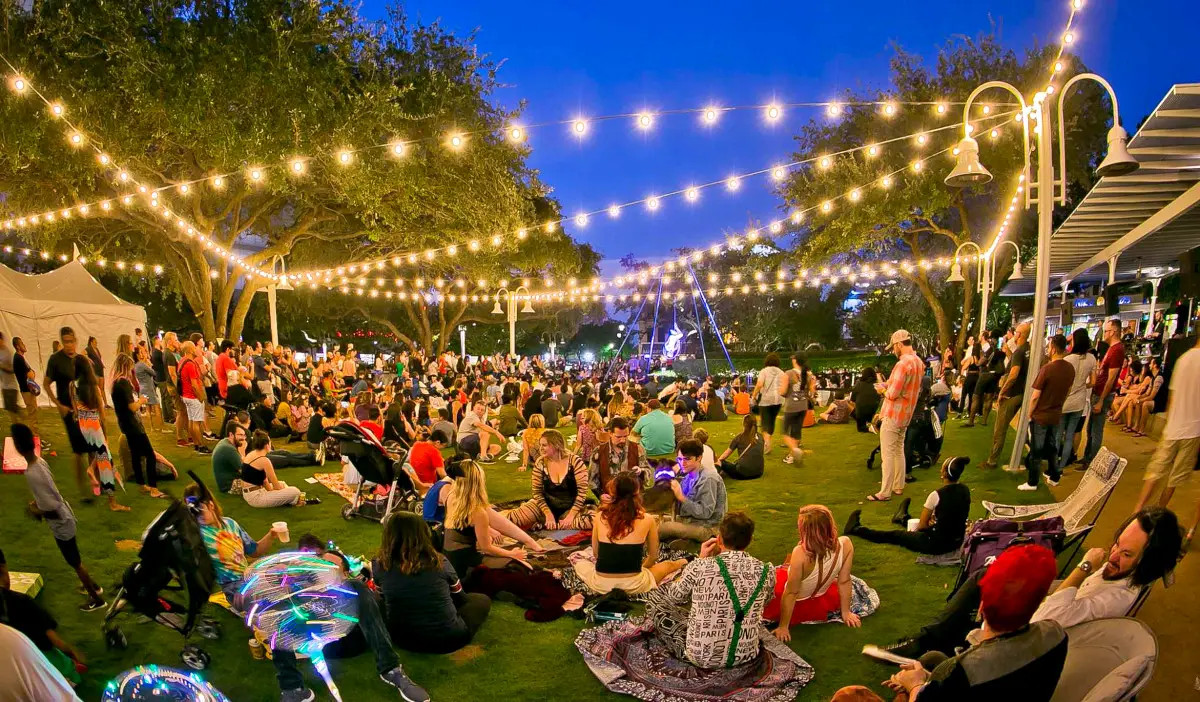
[266,255,291,346]
[945,73,1137,472]
[948,240,1023,335]
[491,285,533,356]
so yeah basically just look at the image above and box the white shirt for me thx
[0,624,81,702]
[923,489,940,511]
[701,444,716,471]
[1164,348,1200,440]
[1062,352,1098,414]
[1030,570,1139,629]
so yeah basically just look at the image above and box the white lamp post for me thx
[266,255,293,347]
[948,240,1023,336]
[946,73,1137,473]
[491,285,533,356]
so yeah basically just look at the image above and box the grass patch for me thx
[0,409,1046,700]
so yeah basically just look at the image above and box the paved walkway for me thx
[1049,423,1199,700]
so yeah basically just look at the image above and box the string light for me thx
[764,103,782,122]
[506,126,525,143]
[572,118,589,136]
[635,111,654,130]
[771,166,787,182]
[702,106,721,125]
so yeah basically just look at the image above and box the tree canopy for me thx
[0,0,596,344]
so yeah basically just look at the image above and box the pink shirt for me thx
[880,353,925,426]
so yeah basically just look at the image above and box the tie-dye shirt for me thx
[199,517,258,586]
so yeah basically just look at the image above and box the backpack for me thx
[786,369,809,409]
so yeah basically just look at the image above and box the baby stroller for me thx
[102,472,222,670]
[865,379,943,471]
[326,420,420,522]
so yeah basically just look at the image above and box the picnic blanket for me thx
[313,472,360,503]
[576,617,814,702]
[557,546,692,600]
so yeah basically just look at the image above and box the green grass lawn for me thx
[0,408,1048,701]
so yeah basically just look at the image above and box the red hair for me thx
[795,505,837,561]
[979,544,1057,632]
[602,472,644,540]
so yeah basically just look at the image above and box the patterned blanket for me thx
[576,617,814,702]
[312,472,360,503]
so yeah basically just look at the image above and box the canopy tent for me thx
[0,260,147,405]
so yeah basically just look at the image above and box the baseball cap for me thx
[889,329,911,345]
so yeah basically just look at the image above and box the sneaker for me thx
[194,445,212,455]
[843,509,863,535]
[1044,475,1060,487]
[202,432,219,441]
[280,689,316,702]
[176,439,192,448]
[77,586,104,597]
[1017,483,1038,491]
[904,474,917,483]
[79,599,107,612]
[380,666,430,702]
[890,498,912,527]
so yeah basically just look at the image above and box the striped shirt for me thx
[880,353,926,426]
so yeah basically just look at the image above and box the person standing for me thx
[751,354,786,454]
[177,341,211,455]
[1058,329,1096,470]
[870,330,925,502]
[980,322,1031,470]
[1134,334,1200,513]
[0,332,20,426]
[957,336,981,420]
[133,345,162,433]
[110,353,166,499]
[10,337,46,448]
[1018,335,1075,490]
[85,336,107,408]
[1084,319,1125,467]
[780,354,815,465]
[215,340,238,402]
[151,335,176,426]
[45,327,92,498]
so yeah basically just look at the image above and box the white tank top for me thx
[794,540,846,600]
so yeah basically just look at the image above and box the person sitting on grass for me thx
[506,429,593,531]
[374,512,492,654]
[422,455,468,523]
[443,461,544,579]
[405,429,449,496]
[572,473,688,595]
[632,399,677,473]
[767,505,860,638]
[589,416,649,496]
[872,507,1182,661]
[877,544,1067,701]
[0,548,87,686]
[715,415,765,481]
[646,512,774,669]
[843,456,971,556]
[520,413,546,472]
[305,401,334,453]
[457,401,503,463]
[185,485,428,702]
[691,428,716,470]
[250,393,292,440]
[818,389,852,424]
[239,430,308,508]
[659,439,728,543]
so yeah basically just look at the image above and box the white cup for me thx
[907,518,920,533]
[273,521,290,543]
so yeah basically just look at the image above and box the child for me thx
[692,428,717,470]
[13,423,106,611]
[521,414,546,472]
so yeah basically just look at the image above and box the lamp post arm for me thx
[1056,72,1122,205]
[963,81,1031,207]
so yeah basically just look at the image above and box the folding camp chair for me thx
[981,447,1126,574]
[1050,617,1157,702]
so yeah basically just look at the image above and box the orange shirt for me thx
[733,391,751,415]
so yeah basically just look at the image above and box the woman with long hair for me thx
[239,430,304,508]
[766,505,859,638]
[73,362,128,511]
[671,400,693,445]
[716,414,765,480]
[132,345,162,432]
[374,511,492,653]
[751,353,786,454]
[1058,327,1096,468]
[850,368,881,433]
[520,414,546,471]
[85,336,108,408]
[444,461,542,577]
[575,408,603,463]
[571,473,687,595]
[958,336,982,419]
[110,353,166,498]
[506,429,592,530]
[523,388,544,424]
[115,333,134,359]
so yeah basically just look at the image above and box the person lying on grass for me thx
[767,504,860,639]
[843,456,971,556]
[185,485,429,702]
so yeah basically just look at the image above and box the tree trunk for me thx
[955,265,976,357]
[908,270,953,356]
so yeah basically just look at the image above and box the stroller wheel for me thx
[196,619,222,640]
[341,503,355,520]
[181,645,211,670]
[105,627,128,650]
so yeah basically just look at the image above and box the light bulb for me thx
[725,176,741,192]
[1063,31,1075,44]
[212,176,224,189]
[337,150,354,164]
[771,166,787,181]
[882,102,897,117]
[685,186,700,202]
[11,76,26,92]
[79,204,89,215]
[826,102,842,117]
[291,159,306,174]
[764,103,782,122]
[68,132,85,146]
[1045,85,1056,95]
[490,234,501,246]
[179,184,190,194]
[517,228,528,240]
[50,102,64,117]
[122,195,133,205]
[981,105,991,115]
[390,140,406,156]
[769,220,783,234]
[447,245,458,256]
[866,144,880,158]
[646,196,660,211]
[821,201,833,213]
[915,133,928,146]
[790,211,803,224]
[990,128,999,139]
[635,112,654,130]
[249,168,263,181]
[574,213,588,227]
[849,188,861,202]
[1073,0,1083,8]
[607,204,620,218]
[881,176,893,189]
[1054,61,1064,73]
[572,119,588,136]
[97,153,111,165]
[935,102,947,115]
[702,106,720,125]
[545,221,557,233]
[447,134,465,150]
[507,126,524,142]
[819,156,832,170]
[100,200,112,211]
[912,159,924,172]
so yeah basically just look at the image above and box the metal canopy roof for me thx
[1003,83,1200,295]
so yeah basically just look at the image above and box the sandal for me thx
[866,494,890,502]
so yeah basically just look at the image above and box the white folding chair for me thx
[1051,617,1157,702]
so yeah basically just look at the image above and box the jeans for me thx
[987,395,1023,465]
[912,570,984,656]
[1056,411,1083,469]
[879,417,907,495]
[272,579,399,692]
[1084,393,1115,466]
[1024,421,1060,486]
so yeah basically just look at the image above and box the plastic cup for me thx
[273,521,290,543]
[907,518,920,533]
[249,638,264,660]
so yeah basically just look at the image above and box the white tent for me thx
[0,261,147,404]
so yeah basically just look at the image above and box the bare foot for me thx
[142,487,167,498]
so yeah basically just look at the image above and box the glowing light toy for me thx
[102,665,229,701]
[240,552,359,701]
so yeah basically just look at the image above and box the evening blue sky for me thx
[365,1,1198,277]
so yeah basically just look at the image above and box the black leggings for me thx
[960,372,979,414]
[852,525,955,556]
[718,459,762,481]
[126,431,157,488]
[395,593,491,654]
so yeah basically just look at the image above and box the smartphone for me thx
[340,401,350,409]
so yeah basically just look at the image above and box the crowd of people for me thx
[0,313,1196,702]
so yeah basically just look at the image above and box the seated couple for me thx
[185,485,429,702]
[211,421,319,508]
[844,456,971,556]
[876,506,1183,663]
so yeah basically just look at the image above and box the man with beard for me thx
[871,506,1182,658]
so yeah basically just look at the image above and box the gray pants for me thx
[987,395,1024,465]
[156,381,176,423]
[657,517,716,542]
